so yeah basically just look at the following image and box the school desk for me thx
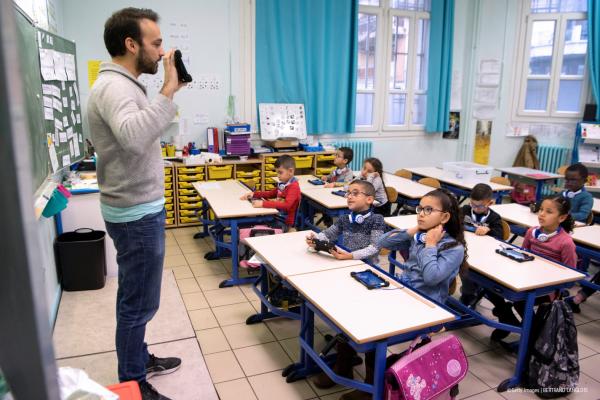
[570,225,600,293]
[284,265,456,399]
[496,166,563,202]
[192,180,278,288]
[405,167,513,203]
[383,215,585,391]
[593,198,600,223]
[243,230,364,324]
[382,172,431,209]
[299,187,351,230]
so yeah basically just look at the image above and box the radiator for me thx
[537,145,570,196]
[331,140,373,171]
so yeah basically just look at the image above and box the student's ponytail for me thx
[549,195,575,233]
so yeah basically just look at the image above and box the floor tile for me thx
[196,327,230,354]
[185,252,206,265]
[265,318,302,340]
[467,390,505,399]
[320,390,353,400]
[468,350,515,388]
[212,302,256,326]
[248,370,315,400]
[578,342,597,360]
[234,342,292,376]
[188,309,218,330]
[221,323,276,349]
[579,353,600,382]
[203,350,245,383]
[204,287,248,307]
[196,274,231,291]
[164,254,188,268]
[165,236,178,246]
[177,277,201,294]
[172,265,194,279]
[567,372,600,399]
[165,244,182,257]
[181,292,209,310]
[577,321,600,353]
[215,378,258,400]
[189,262,227,277]
[279,332,326,362]
[456,371,490,399]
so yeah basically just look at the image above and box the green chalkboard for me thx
[14,7,85,192]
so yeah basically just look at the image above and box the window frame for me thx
[513,3,589,122]
[356,1,430,133]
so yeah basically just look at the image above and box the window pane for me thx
[562,20,587,76]
[415,19,430,91]
[356,93,374,126]
[390,16,409,90]
[525,79,550,110]
[529,20,555,75]
[359,0,380,5]
[530,0,586,13]
[557,79,582,111]
[412,94,427,125]
[391,0,431,12]
[357,13,377,90]
[387,94,406,125]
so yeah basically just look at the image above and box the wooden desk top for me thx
[192,180,278,219]
[287,265,456,344]
[275,175,324,191]
[301,187,350,209]
[384,215,585,291]
[405,167,513,192]
[243,230,363,279]
[570,225,600,250]
[382,172,432,199]
[495,167,562,180]
[490,203,539,228]
[593,198,600,214]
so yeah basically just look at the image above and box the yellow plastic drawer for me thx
[164,189,173,197]
[265,177,276,184]
[317,154,335,162]
[178,173,205,181]
[166,210,174,218]
[179,195,202,202]
[180,216,200,224]
[264,170,277,177]
[265,156,277,163]
[165,218,175,225]
[264,183,275,190]
[164,167,172,175]
[236,170,260,178]
[165,182,172,190]
[265,163,275,171]
[179,209,198,217]
[165,203,174,211]
[178,188,198,196]
[293,156,313,169]
[238,177,260,185]
[164,197,173,204]
[208,165,233,180]
[178,181,194,189]
[164,175,172,182]
[178,166,205,174]
[179,201,203,210]
[316,166,336,176]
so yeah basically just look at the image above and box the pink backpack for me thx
[239,225,283,269]
[384,335,468,400]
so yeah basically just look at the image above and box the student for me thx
[562,163,593,223]
[240,155,300,228]
[459,183,506,309]
[323,147,354,188]
[305,180,385,265]
[359,157,390,217]
[312,189,466,398]
[493,196,577,339]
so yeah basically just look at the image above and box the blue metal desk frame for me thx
[299,195,351,231]
[498,171,559,203]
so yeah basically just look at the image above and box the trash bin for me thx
[54,228,106,291]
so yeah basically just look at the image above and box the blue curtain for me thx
[256,0,358,134]
[589,0,600,120]
[425,0,454,133]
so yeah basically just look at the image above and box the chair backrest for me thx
[418,177,441,189]
[385,186,398,203]
[490,176,511,186]
[395,169,412,179]
[501,219,511,241]
[586,211,594,226]
[557,165,568,175]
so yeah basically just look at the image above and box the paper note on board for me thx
[44,107,54,120]
[39,48,56,81]
[53,51,67,81]
[62,154,71,167]
[64,54,77,81]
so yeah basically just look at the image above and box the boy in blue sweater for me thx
[563,163,593,223]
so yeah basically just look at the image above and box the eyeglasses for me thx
[345,190,368,198]
[470,202,488,210]
[416,205,445,216]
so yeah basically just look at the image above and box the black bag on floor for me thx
[524,300,579,398]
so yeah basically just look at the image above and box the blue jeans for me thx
[105,209,165,383]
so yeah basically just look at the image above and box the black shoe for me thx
[565,297,581,314]
[490,304,520,342]
[460,294,478,309]
[139,381,172,400]
[146,354,181,378]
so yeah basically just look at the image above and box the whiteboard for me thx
[259,103,307,140]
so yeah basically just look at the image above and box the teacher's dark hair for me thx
[104,8,159,57]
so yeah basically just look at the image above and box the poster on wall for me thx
[473,120,492,165]
[443,112,460,139]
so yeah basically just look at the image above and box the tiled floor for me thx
[55,225,600,400]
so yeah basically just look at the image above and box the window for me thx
[516,0,588,119]
[356,0,430,131]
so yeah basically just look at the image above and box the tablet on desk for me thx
[350,269,390,290]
